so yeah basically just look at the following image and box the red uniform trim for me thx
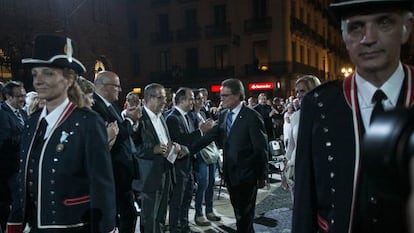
[317,213,329,233]
[63,195,90,206]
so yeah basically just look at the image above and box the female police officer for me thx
[7,35,116,233]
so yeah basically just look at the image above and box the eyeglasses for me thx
[151,95,167,101]
[13,94,27,98]
[103,83,122,89]
[220,93,233,98]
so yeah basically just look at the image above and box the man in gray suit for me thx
[135,83,181,233]
[191,78,268,233]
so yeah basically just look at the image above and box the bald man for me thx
[93,71,139,233]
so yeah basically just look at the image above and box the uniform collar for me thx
[356,62,404,108]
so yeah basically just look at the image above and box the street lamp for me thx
[341,66,353,78]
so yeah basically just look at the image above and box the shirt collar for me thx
[40,98,70,128]
[144,105,162,120]
[229,102,243,116]
[175,106,188,118]
[5,102,18,112]
[96,92,112,107]
[355,62,404,108]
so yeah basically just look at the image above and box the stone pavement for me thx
[134,173,293,232]
[187,174,293,233]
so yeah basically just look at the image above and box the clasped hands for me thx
[199,119,215,133]
[153,142,189,159]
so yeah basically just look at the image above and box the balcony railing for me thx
[196,66,235,78]
[205,23,231,39]
[149,71,175,84]
[150,31,174,44]
[150,0,170,7]
[177,0,198,3]
[290,17,328,47]
[176,27,202,42]
[244,16,272,34]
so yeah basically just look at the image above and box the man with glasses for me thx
[0,81,27,232]
[191,78,268,233]
[93,71,139,233]
[135,83,181,233]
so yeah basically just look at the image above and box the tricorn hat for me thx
[330,0,412,19]
[22,35,86,74]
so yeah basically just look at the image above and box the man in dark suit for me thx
[292,1,414,232]
[134,83,180,233]
[93,71,139,233]
[253,92,275,141]
[191,78,268,233]
[166,88,213,233]
[0,81,27,232]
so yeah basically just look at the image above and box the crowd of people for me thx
[1,0,414,233]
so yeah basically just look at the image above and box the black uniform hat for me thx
[330,0,412,19]
[22,35,86,74]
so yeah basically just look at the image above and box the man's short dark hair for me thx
[174,87,191,104]
[144,83,164,102]
[2,81,24,99]
[221,78,245,101]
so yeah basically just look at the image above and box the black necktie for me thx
[370,90,387,124]
[33,118,48,148]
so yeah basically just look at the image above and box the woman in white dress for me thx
[284,75,321,200]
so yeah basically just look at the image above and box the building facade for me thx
[135,0,351,98]
[1,0,413,100]
[0,0,139,94]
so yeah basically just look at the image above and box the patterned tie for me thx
[370,89,387,125]
[15,110,24,126]
[226,110,234,136]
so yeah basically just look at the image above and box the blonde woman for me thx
[7,35,116,233]
[283,75,321,200]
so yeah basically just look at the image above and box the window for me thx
[129,19,138,39]
[93,0,107,23]
[253,0,267,18]
[315,52,319,68]
[159,14,169,32]
[214,4,227,25]
[160,50,171,72]
[299,7,304,21]
[291,1,296,16]
[253,40,269,68]
[300,45,304,63]
[133,53,140,74]
[185,48,198,72]
[0,48,12,79]
[291,41,297,62]
[307,48,311,65]
[185,9,198,29]
[215,45,229,70]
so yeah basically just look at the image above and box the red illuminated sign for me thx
[210,85,222,93]
[248,82,274,91]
